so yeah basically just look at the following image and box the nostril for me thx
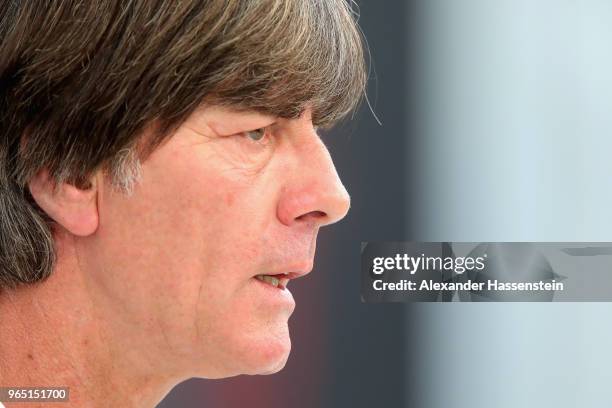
[296,210,326,222]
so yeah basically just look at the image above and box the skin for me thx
[0,105,350,407]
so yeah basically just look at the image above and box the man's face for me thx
[77,106,350,378]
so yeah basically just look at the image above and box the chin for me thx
[191,309,294,378]
[191,335,291,380]
[241,333,292,375]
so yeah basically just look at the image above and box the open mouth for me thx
[255,273,290,289]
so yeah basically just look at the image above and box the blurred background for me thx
[159,1,612,407]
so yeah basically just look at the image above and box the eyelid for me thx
[249,126,267,133]
[245,122,276,136]
[257,121,276,131]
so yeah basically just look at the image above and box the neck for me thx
[0,232,178,408]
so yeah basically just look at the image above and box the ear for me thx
[28,169,99,236]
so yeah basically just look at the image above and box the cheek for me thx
[84,147,237,336]
[88,137,290,375]
[225,191,235,206]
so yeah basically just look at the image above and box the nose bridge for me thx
[301,132,337,179]
[277,127,350,227]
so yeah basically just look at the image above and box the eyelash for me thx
[241,124,319,142]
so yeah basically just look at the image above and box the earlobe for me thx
[28,169,99,237]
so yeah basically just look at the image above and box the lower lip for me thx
[251,277,295,306]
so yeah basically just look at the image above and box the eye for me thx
[245,128,266,141]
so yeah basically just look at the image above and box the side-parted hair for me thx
[0,0,366,289]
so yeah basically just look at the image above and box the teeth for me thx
[255,274,289,289]
[263,275,280,287]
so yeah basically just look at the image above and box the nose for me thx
[276,131,351,228]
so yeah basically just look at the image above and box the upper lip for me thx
[259,260,314,281]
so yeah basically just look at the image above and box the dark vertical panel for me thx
[321,1,411,407]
